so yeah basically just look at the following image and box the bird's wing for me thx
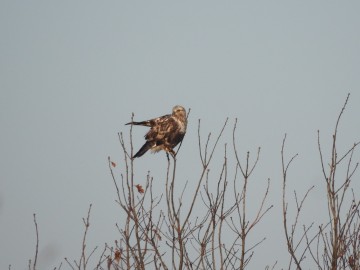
[126,114,170,127]
[145,116,179,142]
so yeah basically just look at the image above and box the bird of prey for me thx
[126,105,187,158]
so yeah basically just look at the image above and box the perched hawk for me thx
[126,105,187,158]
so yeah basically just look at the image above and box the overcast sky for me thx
[1,1,360,269]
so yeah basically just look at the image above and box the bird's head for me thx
[172,105,186,119]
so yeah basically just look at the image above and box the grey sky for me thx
[1,1,359,269]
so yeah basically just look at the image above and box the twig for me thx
[32,213,39,270]
[79,204,93,270]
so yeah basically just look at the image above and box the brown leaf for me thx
[111,161,116,167]
[135,184,144,194]
[114,249,121,263]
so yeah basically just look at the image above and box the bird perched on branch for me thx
[126,105,187,159]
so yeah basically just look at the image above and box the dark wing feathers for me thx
[146,117,184,146]
[145,116,173,139]
[167,124,185,145]
[132,141,153,158]
[126,114,171,128]
[125,120,151,127]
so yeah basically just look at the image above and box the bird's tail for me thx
[133,141,153,158]
[125,120,151,127]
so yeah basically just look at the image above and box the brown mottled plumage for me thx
[126,105,187,158]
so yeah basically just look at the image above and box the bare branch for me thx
[32,213,39,270]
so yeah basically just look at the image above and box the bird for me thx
[126,105,187,159]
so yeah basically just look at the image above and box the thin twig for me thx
[32,213,39,270]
